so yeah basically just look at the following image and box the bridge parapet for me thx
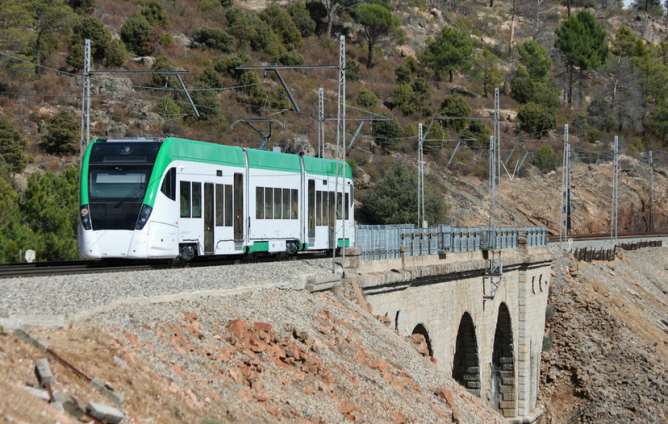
[355,225,547,262]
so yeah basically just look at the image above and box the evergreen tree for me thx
[259,5,303,50]
[68,0,95,14]
[372,112,403,149]
[471,49,504,97]
[104,39,126,67]
[353,4,402,68]
[193,27,234,53]
[419,27,473,82]
[0,117,27,176]
[0,0,77,75]
[346,59,361,83]
[440,94,472,132]
[356,88,378,107]
[361,162,447,225]
[71,16,112,62]
[555,11,610,108]
[42,110,79,155]
[120,13,155,56]
[141,0,170,29]
[287,1,316,38]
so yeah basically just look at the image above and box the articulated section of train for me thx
[78,137,354,260]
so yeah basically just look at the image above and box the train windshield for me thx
[87,142,161,230]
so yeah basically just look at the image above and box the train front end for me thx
[79,138,174,259]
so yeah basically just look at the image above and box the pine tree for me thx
[555,11,610,108]
[419,27,473,82]
[0,118,27,176]
[353,4,402,68]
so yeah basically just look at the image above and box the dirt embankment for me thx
[538,247,668,423]
[0,281,505,423]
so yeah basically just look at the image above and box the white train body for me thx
[78,137,354,259]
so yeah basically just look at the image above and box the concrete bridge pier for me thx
[348,239,553,422]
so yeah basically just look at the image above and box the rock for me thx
[172,32,192,47]
[104,123,128,139]
[228,319,248,339]
[86,403,124,424]
[278,137,315,157]
[131,56,155,67]
[396,45,416,58]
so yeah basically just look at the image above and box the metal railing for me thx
[355,225,547,261]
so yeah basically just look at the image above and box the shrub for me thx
[225,7,246,25]
[393,83,416,115]
[229,17,256,49]
[278,51,305,66]
[121,14,155,56]
[461,120,492,146]
[356,88,378,107]
[141,0,170,29]
[372,112,403,149]
[199,66,222,88]
[150,54,177,87]
[193,27,234,53]
[287,1,316,38]
[534,145,557,173]
[197,0,221,12]
[42,110,79,155]
[158,32,174,48]
[69,0,96,14]
[71,17,111,62]
[220,0,234,7]
[586,128,602,143]
[66,43,85,71]
[346,59,361,83]
[589,115,617,133]
[187,83,221,122]
[0,117,27,175]
[104,39,126,67]
[571,112,588,134]
[249,18,282,56]
[214,53,251,79]
[259,5,303,50]
[518,102,542,134]
[440,94,471,132]
[394,65,411,84]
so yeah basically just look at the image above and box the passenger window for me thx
[161,168,176,200]
[216,184,224,226]
[180,181,190,218]
[316,191,322,226]
[256,187,264,219]
[265,187,273,219]
[274,187,281,219]
[291,189,298,219]
[282,189,290,220]
[224,184,233,226]
[192,182,202,218]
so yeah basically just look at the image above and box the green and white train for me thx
[78,137,354,260]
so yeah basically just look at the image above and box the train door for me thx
[308,179,315,244]
[204,183,214,254]
[234,173,243,242]
[328,191,335,248]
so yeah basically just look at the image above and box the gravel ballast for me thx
[0,258,335,321]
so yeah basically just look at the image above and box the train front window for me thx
[86,142,160,231]
[89,167,151,201]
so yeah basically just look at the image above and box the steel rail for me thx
[546,232,668,243]
[0,252,329,279]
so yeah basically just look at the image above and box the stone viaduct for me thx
[347,239,554,423]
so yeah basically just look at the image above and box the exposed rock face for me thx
[539,248,668,423]
[278,136,316,157]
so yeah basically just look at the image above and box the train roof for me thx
[81,137,352,207]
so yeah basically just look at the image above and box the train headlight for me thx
[80,205,92,230]
[135,204,153,230]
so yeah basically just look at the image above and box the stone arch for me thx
[452,312,480,396]
[490,302,516,418]
[411,323,433,356]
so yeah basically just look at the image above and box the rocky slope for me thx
[0,280,505,424]
[538,246,668,423]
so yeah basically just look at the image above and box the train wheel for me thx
[174,244,196,264]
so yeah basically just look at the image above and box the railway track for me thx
[546,232,668,243]
[2,232,665,279]
[0,252,330,279]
